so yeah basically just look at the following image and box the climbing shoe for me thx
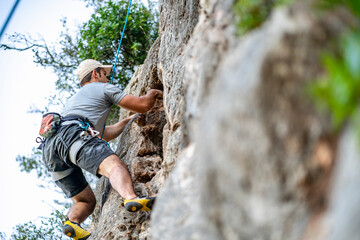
[124,196,155,212]
[62,220,90,240]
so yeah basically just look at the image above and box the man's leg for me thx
[97,154,137,200]
[62,185,94,239]
[97,154,155,212]
[68,185,96,223]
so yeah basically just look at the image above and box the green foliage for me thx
[77,0,158,88]
[0,0,158,100]
[316,0,360,18]
[0,232,7,240]
[310,33,360,130]
[9,209,68,240]
[16,147,50,180]
[309,0,360,131]
[233,0,294,35]
[5,199,91,240]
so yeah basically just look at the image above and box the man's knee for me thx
[98,154,128,177]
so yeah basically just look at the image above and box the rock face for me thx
[89,0,358,239]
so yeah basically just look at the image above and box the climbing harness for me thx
[38,1,134,181]
[79,121,99,139]
[60,115,99,166]
[38,113,96,140]
[37,113,98,181]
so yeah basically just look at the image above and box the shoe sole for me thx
[125,198,155,212]
[63,225,76,238]
[63,224,90,240]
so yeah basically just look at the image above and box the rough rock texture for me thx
[328,127,360,240]
[88,38,166,239]
[154,2,324,238]
[89,0,358,239]
[89,98,166,240]
[156,0,200,178]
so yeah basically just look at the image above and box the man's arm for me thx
[101,115,135,142]
[118,89,163,113]
[102,89,162,141]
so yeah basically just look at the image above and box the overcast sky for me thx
[0,0,92,236]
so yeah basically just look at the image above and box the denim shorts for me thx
[42,124,114,198]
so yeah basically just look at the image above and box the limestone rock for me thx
[328,127,360,240]
[153,2,351,240]
[89,101,165,239]
[89,0,358,239]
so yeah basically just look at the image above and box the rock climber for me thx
[40,59,163,239]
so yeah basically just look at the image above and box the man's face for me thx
[97,68,110,83]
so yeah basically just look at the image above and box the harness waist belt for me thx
[62,115,94,128]
[61,120,81,126]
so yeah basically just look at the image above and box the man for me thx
[41,59,163,239]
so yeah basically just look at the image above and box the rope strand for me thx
[110,0,133,84]
[102,0,132,140]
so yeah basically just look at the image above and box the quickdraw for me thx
[79,121,100,139]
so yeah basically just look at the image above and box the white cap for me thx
[77,59,113,82]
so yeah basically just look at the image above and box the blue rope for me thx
[79,122,90,130]
[110,0,133,84]
[0,0,21,41]
[102,0,132,140]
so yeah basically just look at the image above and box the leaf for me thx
[343,33,360,80]
[345,0,360,17]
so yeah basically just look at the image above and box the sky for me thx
[0,0,92,236]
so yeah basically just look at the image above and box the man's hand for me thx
[118,89,163,113]
[102,114,137,142]
[122,114,137,124]
[148,89,163,100]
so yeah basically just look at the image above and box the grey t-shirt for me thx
[62,82,127,131]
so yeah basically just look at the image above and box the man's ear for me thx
[91,69,99,80]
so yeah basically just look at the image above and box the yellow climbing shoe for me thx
[62,220,90,240]
[124,196,155,212]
